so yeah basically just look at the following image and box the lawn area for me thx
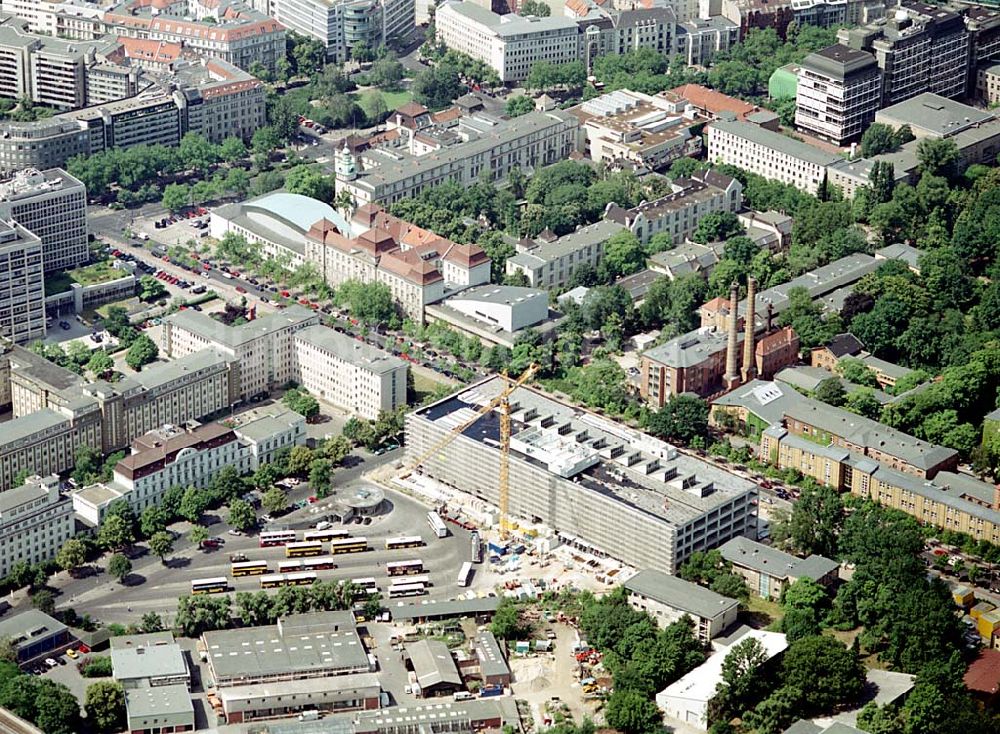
[411,370,452,404]
[356,89,414,118]
[742,595,785,630]
[47,260,125,295]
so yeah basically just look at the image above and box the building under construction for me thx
[405,377,758,573]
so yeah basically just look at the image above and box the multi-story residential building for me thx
[568,0,679,65]
[719,536,838,600]
[675,17,739,67]
[0,402,102,492]
[505,220,625,289]
[161,306,319,401]
[0,167,87,272]
[976,61,1000,106]
[272,0,415,62]
[0,474,73,578]
[717,0,884,40]
[838,2,970,108]
[605,169,742,246]
[569,89,708,170]
[435,2,581,84]
[336,109,580,206]
[294,325,407,421]
[624,569,738,642]
[407,376,759,574]
[0,220,45,345]
[104,0,285,72]
[796,44,881,145]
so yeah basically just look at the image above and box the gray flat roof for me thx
[792,554,840,581]
[712,379,811,426]
[643,327,736,369]
[875,243,923,269]
[389,596,501,620]
[233,407,303,442]
[801,44,877,80]
[0,408,71,448]
[876,93,994,138]
[474,631,509,678]
[0,478,60,516]
[407,639,462,689]
[710,119,843,167]
[624,569,738,620]
[720,536,799,577]
[296,325,406,374]
[124,684,193,720]
[129,348,231,391]
[218,672,381,703]
[447,284,546,307]
[166,305,316,348]
[439,1,578,36]
[0,610,66,650]
[112,642,187,681]
[508,220,625,269]
[110,631,175,649]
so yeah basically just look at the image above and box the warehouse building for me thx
[218,673,381,724]
[473,631,511,688]
[407,639,464,697]
[405,377,758,573]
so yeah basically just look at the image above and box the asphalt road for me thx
[34,449,483,628]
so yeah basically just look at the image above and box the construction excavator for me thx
[396,363,540,539]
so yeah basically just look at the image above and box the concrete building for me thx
[0,610,71,664]
[719,536,838,600]
[0,220,45,345]
[294,325,407,420]
[229,404,307,468]
[406,376,758,574]
[218,673,381,724]
[838,1,970,108]
[407,639,464,697]
[796,44,881,145]
[0,404,102,492]
[337,109,580,207]
[624,569,739,642]
[656,627,788,731]
[103,0,285,72]
[570,89,708,170]
[111,632,191,690]
[0,168,87,272]
[202,612,372,688]
[272,0,414,63]
[124,686,195,734]
[676,17,739,67]
[435,3,581,84]
[605,169,742,246]
[425,285,550,346]
[161,306,319,401]
[505,220,625,289]
[473,631,511,688]
[0,474,73,578]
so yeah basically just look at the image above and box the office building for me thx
[294,325,407,420]
[0,610,72,663]
[570,89,708,170]
[103,0,285,72]
[0,474,73,578]
[111,632,191,690]
[796,44,881,145]
[675,17,739,66]
[0,168,87,272]
[425,285,551,347]
[406,376,758,573]
[228,404,307,468]
[435,2,581,84]
[838,1,970,107]
[337,109,580,207]
[161,306,319,401]
[605,169,742,246]
[719,536,838,600]
[0,220,45,345]
[505,220,625,289]
[624,569,739,642]
[272,0,415,63]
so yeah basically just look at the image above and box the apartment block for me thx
[605,169,742,246]
[675,17,739,67]
[0,167,87,272]
[0,403,102,492]
[570,89,707,170]
[975,62,1000,106]
[161,306,319,401]
[720,536,838,601]
[796,44,881,145]
[568,0,679,62]
[0,220,45,345]
[272,0,415,63]
[505,220,625,290]
[435,2,580,84]
[337,109,580,207]
[104,0,285,72]
[407,376,759,574]
[624,569,738,642]
[0,474,73,578]
[294,325,407,421]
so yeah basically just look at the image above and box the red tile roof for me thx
[670,84,757,120]
[965,649,1000,695]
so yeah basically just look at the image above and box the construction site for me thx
[400,373,760,574]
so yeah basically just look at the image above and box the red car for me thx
[202,262,211,270]
[280,290,290,297]
[235,286,247,293]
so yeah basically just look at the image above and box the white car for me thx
[44,658,58,668]
[228,529,243,536]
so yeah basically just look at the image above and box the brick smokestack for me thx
[724,281,740,389]
[742,277,758,383]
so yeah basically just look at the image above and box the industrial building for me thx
[405,376,758,573]
[407,639,464,697]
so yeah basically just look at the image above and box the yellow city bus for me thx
[285,541,324,558]
[230,560,268,577]
[191,577,229,594]
[329,537,368,554]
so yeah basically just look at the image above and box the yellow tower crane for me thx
[397,363,539,540]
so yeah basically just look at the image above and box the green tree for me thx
[188,525,209,546]
[837,357,879,387]
[788,484,843,557]
[860,123,898,157]
[161,182,190,213]
[814,377,847,407]
[287,445,315,475]
[86,350,114,378]
[916,138,961,178]
[781,635,864,714]
[261,486,288,515]
[125,334,158,371]
[178,132,219,175]
[308,458,332,495]
[505,95,535,117]
[604,689,663,734]
[175,594,231,637]
[138,274,167,302]
[178,485,210,523]
[219,136,248,163]
[140,612,164,633]
[521,0,551,15]
[84,680,125,734]
[140,506,170,538]
[283,164,335,201]
[645,395,709,444]
[603,230,646,279]
[33,679,81,734]
[227,498,258,532]
[56,538,88,573]
[491,599,527,639]
[211,465,246,504]
[693,211,744,244]
[781,578,829,641]
[32,589,55,615]
[148,531,174,563]
[98,514,134,551]
[715,636,769,720]
[107,553,132,584]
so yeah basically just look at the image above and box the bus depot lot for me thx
[69,485,480,625]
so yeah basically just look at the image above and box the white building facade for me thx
[0,474,74,577]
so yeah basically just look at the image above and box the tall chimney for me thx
[724,281,740,389]
[742,277,757,383]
